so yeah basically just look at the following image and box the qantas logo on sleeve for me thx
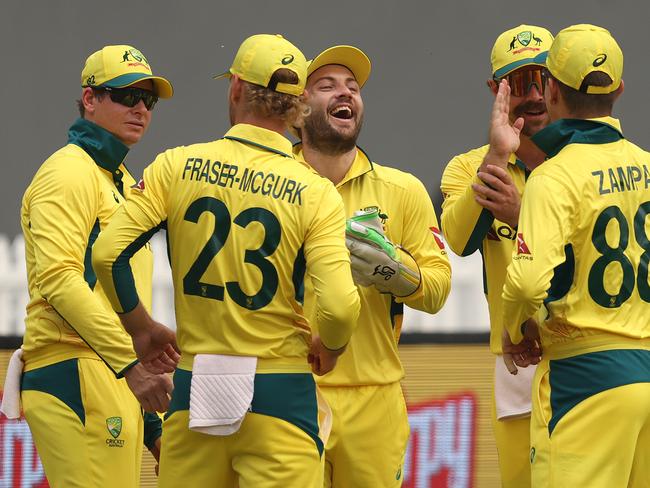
[132,179,145,191]
[429,226,446,250]
[517,233,531,255]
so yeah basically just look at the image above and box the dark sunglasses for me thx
[495,67,548,97]
[99,86,159,111]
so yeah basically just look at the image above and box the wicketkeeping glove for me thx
[345,208,421,297]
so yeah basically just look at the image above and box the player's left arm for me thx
[395,175,452,314]
[502,173,574,343]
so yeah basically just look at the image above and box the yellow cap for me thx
[491,25,554,78]
[307,45,371,88]
[81,45,173,98]
[546,24,623,94]
[215,34,307,96]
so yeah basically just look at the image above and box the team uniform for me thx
[93,124,360,488]
[20,118,159,487]
[502,117,650,487]
[295,145,452,487]
[440,146,534,487]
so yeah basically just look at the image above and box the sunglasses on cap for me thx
[494,67,548,97]
[98,86,159,111]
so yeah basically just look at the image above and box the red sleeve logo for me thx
[517,233,531,255]
[132,179,145,191]
[430,226,446,250]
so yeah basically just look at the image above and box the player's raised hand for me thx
[483,79,524,168]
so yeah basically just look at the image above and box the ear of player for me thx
[345,208,421,297]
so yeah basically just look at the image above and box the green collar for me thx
[531,118,624,158]
[224,124,294,158]
[67,118,129,173]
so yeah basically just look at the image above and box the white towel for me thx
[1,349,24,419]
[494,355,536,420]
[316,387,332,446]
[189,354,257,436]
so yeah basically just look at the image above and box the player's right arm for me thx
[28,155,137,376]
[92,151,178,370]
[304,183,360,353]
[440,149,496,255]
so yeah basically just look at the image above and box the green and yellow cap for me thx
[215,34,307,96]
[491,25,553,78]
[544,24,623,94]
[307,45,371,87]
[81,45,173,98]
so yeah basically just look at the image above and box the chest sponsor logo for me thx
[132,178,145,191]
[429,226,446,250]
[516,233,531,255]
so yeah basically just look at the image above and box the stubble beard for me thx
[303,109,363,156]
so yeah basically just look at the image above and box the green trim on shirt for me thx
[390,297,403,329]
[532,119,624,158]
[22,359,85,425]
[292,245,306,304]
[224,136,293,159]
[112,225,162,313]
[462,208,495,256]
[548,349,650,435]
[84,219,101,290]
[544,244,575,305]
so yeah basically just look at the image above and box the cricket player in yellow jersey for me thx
[14,45,173,487]
[440,25,552,488]
[294,46,451,487]
[502,25,650,488]
[92,34,360,488]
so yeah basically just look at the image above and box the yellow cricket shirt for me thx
[440,145,529,354]
[294,145,451,386]
[21,118,152,376]
[93,124,360,371]
[502,117,650,356]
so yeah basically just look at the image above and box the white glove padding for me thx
[345,221,421,297]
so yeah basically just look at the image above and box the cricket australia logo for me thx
[107,416,122,438]
[373,265,396,280]
[106,416,125,447]
[517,31,532,47]
[121,48,150,69]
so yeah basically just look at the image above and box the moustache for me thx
[514,102,546,117]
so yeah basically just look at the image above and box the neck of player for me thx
[302,143,356,185]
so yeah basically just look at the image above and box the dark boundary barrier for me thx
[0,336,22,349]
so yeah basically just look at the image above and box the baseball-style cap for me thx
[214,34,307,96]
[491,25,554,78]
[307,45,371,88]
[81,45,173,98]
[543,24,623,94]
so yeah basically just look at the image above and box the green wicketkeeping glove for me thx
[345,207,421,297]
